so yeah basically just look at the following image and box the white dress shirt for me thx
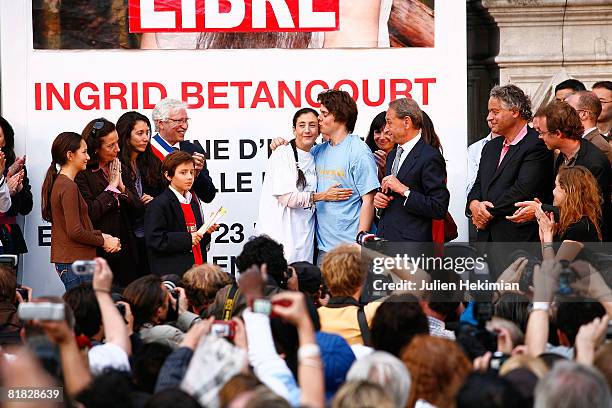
[467,133,493,194]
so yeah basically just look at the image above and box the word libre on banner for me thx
[128,0,339,32]
[34,78,437,111]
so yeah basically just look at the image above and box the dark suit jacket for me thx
[467,126,554,242]
[75,163,144,285]
[554,138,611,240]
[378,138,450,242]
[144,188,208,276]
[178,141,216,203]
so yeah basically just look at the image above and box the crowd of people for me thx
[0,81,610,407]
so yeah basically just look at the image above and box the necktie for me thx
[391,146,404,176]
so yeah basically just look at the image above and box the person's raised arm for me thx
[525,260,560,357]
[40,319,92,397]
[93,258,131,355]
[271,291,325,408]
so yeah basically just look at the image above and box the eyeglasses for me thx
[537,130,555,137]
[166,118,190,125]
[90,120,104,138]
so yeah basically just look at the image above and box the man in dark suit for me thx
[150,98,216,203]
[374,98,449,242]
[467,85,554,243]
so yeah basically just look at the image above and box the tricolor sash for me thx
[180,202,203,266]
[150,134,177,161]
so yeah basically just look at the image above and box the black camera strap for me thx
[327,297,371,346]
[222,284,240,321]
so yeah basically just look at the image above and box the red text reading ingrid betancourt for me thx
[33,78,437,111]
[128,0,339,32]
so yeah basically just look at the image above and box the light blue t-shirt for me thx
[312,134,380,252]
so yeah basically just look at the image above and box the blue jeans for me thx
[55,263,92,291]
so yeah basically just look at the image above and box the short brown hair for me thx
[181,264,232,309]
[321,244,365,297]
[123,275,165,329]
[317,90,358,133]
[0,265,16,302]
[535,100,584,140]
[162,151,195,179]
[574,91,602,120]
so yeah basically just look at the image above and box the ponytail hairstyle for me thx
[291,108,318,190]
[41,132,84,222]
[81,118,116,169]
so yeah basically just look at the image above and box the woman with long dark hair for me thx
[116,111,164,199]
[0,116,33,257]
[365,111,395,182]
[116,111,164,275]
[41,132,120,290]
[76,118,144,287]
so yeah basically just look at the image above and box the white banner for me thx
[1,0,467,296]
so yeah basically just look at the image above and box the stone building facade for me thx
[467,0,612,144]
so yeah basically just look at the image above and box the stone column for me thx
[482,0,612,110]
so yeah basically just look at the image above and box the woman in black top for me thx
[0,117,33,258]
[117,111,164,275]
[535,166,601,261]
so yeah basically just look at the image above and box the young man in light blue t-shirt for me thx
[312,90,380,265]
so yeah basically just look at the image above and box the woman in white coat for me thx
[256,108,352,263]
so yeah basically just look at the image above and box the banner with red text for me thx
[2,0,464,296]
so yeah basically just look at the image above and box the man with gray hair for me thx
[150,98,216,203]
[534,361,611,408]
[467,85,553,244]
[565,91,612,164]
[374,97,449,242]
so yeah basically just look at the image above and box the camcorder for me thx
[456,301,499,360]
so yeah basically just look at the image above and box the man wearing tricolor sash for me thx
[151,98,216,204]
